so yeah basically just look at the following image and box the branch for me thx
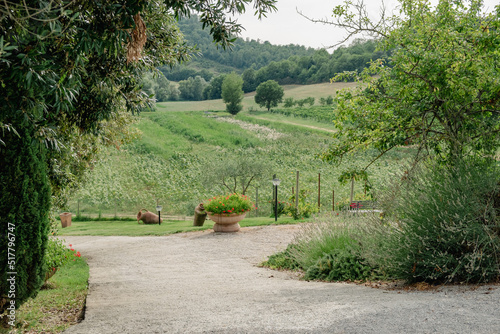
[363,144,398,171]
[221,177,232,193]
[241,175,255,195]
[297,0,390,48]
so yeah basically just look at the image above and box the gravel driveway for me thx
[62,225,500,334]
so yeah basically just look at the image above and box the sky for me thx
[235,0,499,50]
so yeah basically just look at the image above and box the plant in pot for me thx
[204,193,253,232]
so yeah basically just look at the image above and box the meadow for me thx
[67,82,414,218]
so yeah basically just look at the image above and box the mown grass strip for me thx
[3,256,89,334]
[57,217,298,236]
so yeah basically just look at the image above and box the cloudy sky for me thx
[235,0,499,50]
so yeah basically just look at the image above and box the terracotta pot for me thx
[60,212,72,228]
[45,267,57,281]
[207,212,246,232]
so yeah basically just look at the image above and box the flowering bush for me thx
[45,239,81,275]
[204,193,253,215]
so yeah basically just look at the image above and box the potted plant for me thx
[204,193,253,232]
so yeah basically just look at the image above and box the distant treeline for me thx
[239,39,389,90]
[146,15,390,102]
[160,15,317,81]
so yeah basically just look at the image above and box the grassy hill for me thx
[156,82,356,112]
[67,83,414,219]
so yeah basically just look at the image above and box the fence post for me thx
[332,190,335,211]
[350,178,354,204]
[255,187,259,217]
[295,171,299,211]
[318,173,321,212]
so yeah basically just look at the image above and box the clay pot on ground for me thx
[60,212,72,228]
[193,203,207,226]
[137,209,162,224]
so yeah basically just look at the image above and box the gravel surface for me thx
[62,225,500,334]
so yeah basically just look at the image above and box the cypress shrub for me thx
[0,125,51,314]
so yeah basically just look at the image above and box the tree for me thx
[0,0,278,314]
[0,124,51,315]
[203,75,226,100]
[204,157,267,195]
[221,72,244,115]
[255,80,284,111]
[179,76,208,101]
[309,0,500,284]
[314,0,500,168]
[242,68,258,93]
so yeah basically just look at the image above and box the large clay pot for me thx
[207,212,246,232]
[60,212,72,228]
[193,204,207,227]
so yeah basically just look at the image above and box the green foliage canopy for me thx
[0,125,51,313]
[222,72,244,115]
[321,0,500,167]
[255,80,284,111]
[179,76,208,101]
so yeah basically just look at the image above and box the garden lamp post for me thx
[272,177,281,222]
[156,205,162,225]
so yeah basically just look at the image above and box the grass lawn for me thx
[3,257,89,334]
[57,216,299,236]
[240,112,336,134]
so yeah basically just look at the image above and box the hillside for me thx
[155,82,356,112]
[68,81,415,218]
[160,15,317,81]
[160,15,389,85]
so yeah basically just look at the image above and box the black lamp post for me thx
[156,204,162,225]
[272,177,281,222]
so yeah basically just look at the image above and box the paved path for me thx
[62,225,500,334]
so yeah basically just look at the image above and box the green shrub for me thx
[283,202,318,220]
[289,213,359,270]
[265,212,382,282]
[269,201,286,218]
[0,125,52,314]
[44,238,79,273]
[304,250,375,282]
[262,245,301,270]
[375,159,500,284]
[282,189,318,220]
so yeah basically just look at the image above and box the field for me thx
[67,82,414,218]
[155,82,356,112]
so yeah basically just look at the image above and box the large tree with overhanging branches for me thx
[307,0,500,169]
[0,0,277,314]
[306,0,500,284]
